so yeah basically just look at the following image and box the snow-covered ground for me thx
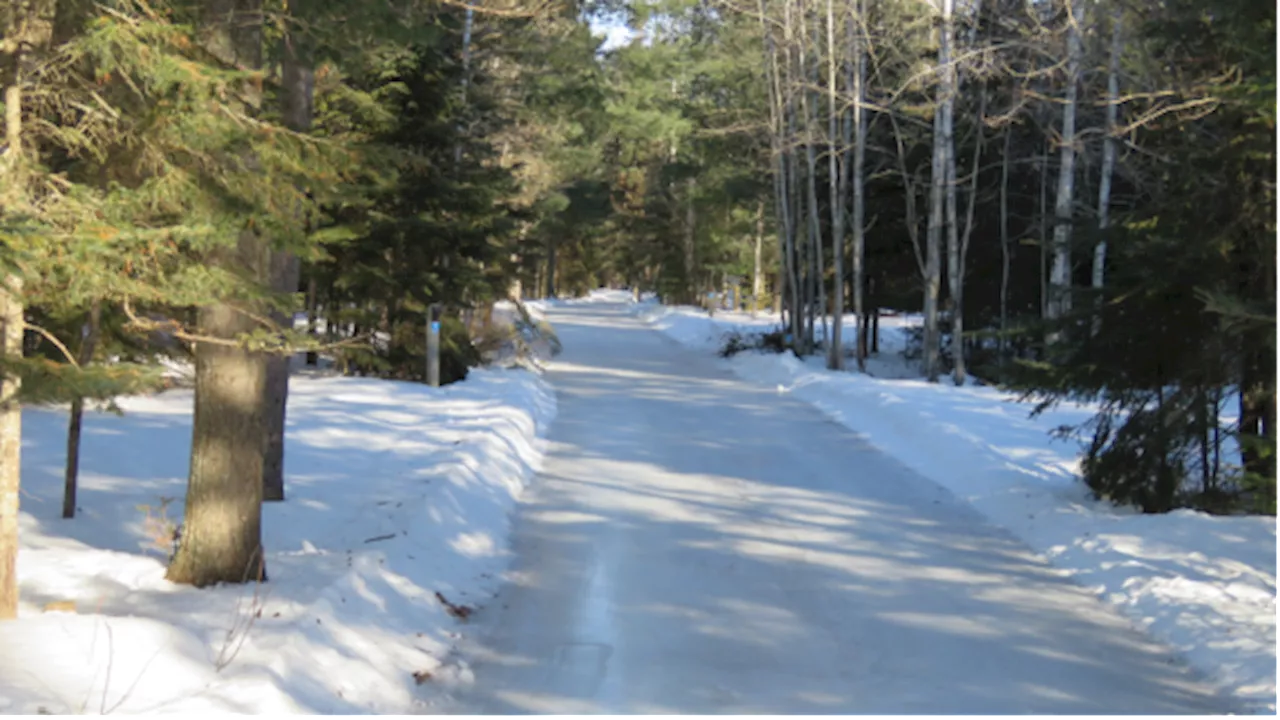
[629,294,1276,714]
[1,369,555,713]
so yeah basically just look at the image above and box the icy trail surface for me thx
[442,303,1234,714]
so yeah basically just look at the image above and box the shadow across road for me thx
[440,303,1232,715]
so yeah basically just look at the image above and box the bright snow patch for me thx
[1,369,555,714]
[634,296,1276,714]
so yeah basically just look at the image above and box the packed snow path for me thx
[443,303,1231,714]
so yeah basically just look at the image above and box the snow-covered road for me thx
[443,303,1233,714]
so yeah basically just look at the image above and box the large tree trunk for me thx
[1046,0,1085,340]
[168,301,269,586]
[0,249,20,622]
[1091,8,1121,335]
[1,0,52,620]
[0,274,20,619]
[167,0,269,587]
[0,50,22,623]
[261,30,313,503]
[63,301,102,519]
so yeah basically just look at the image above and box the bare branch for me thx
[26,323,81,367]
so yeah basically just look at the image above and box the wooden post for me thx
[427,304,442,387]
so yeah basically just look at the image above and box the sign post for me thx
[427,304,442,387]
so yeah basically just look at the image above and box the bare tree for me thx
[924,0,954,382]
[1046,0,1085,340]
[825,0,844,370]
[1090,7,1121,334]
[848,0,867,370]
[797,0,825,349]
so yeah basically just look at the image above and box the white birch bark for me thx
[924,0,953,382]
[1091,7,1122,333]
[1047,0,1085,338]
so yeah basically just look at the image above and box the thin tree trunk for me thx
[545,239,557,298]
[1039,141,1049,319]
[260,251,298,503]
[1091,8,1121,335]
[63,302,102,519]
[871,305,879,353]
[799,4,826,349]
[999,123,1012,368]
[781,0,804,349]
[1047,0,1085,340]
[924,0,952,382]
[167,0,269,587]
[261,24,312,503]
[753,199,765,315]
[849,0,866,371]
[951,86,986,385]
[825,0,843,370]
[684,177,697,303]
[942,59,960,383]
[761,10,798,336]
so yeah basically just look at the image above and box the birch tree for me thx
[923,0,954,382]
[1045,0,1085,338]
[1090,7,1121,333]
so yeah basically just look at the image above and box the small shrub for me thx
[718,327,793,358]
[759,330,791,354]
[719,332,753,358]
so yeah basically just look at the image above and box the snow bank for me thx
[1,369,556,714]
[639,300,1277,714]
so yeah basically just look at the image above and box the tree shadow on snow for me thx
[442,304,1238,715]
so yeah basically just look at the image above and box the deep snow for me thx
[628,292,1276,714]
[0,367,555,714]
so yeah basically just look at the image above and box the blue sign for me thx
[430,321,440,333]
